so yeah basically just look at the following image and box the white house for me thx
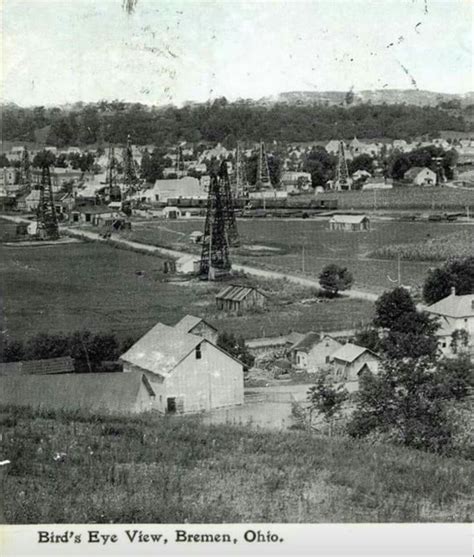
[152,177,207,203]
[330,343,380,393]
[404,166,437,186]
[289,333,343,373]
[120,321,244,414]
[425,288,474,357]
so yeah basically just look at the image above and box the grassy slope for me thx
[2,407,472,523]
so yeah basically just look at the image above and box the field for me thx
[129,218,474,294]
[0,240,373,343]
[2,406,472,523]
[369,229,474,261]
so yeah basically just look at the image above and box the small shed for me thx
[215,285,267,313]
[163,206,181,219]
[176,254,200,274]
[329,214,371,232]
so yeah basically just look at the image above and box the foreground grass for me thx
[1,406,472,523]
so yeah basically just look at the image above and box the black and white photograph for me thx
[0,0,473,552]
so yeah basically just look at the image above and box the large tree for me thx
[318,264,353,297]
[423,257,474,305]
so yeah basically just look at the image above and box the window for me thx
[325,356,330,363]
[195,345,202,360]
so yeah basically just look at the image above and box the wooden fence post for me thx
[0,460,11,524]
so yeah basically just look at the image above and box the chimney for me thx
[451,286,456,297]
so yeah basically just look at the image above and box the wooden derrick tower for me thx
[219,160,239,247]
[199,164,231,280]
[256,140,271,189]
[233,141,245,196]
[36,165,59,241]
[19,147,32,186]
[122,134,139,198]
[334,140,351,191]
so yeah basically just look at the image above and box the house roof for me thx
[404,166,434,180]
[290,331,321,353]
[427,292,474,319]
[331,343,377,363]
[0,372,155,413]
[174,314,217,334]
[216,284,265,301]
[120,322,203,377]
[0,356,75,376]
[330,214,369,224]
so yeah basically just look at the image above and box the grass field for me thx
[0,240,373,342]
[129,219,473,293]
[2,406,472,523]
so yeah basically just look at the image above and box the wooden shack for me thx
[215,285,267,313]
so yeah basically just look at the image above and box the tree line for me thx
[1,99,470,147]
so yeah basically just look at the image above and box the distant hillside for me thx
[262,89,474,108]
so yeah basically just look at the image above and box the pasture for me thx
[129,218,473,293]
[1,406,472,523]
[0,240,373,342]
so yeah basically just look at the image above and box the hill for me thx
[2,405,472,523]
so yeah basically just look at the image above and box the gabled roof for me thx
[427,293,474,319]
[174,314,218,334]
[330,214,369,224]
[404,166,435,180]
[120,322,202,377]
[290,331,321,352]
[0,372,155,413]
[216,284,266,301]
[331,343,378,363]
[0,356,75,376]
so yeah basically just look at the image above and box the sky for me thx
[1,0,473,107]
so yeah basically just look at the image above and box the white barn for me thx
[120,322,243,414]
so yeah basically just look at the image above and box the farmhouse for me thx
[120,322,243,414]
[0,372,156,414]
[0,356,75,376]
[174,314,219,345]
[289,333,343,373]
[404,166,437,186]
[425,288,474,357]
[215,285,267,313]
[329,214,371,231]
[330,343,380,392]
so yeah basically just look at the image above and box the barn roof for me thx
[216,284,266,301]
[331,343,378,363]
[290,332,321,352]
[174,314,217,334]
[330,214,369,224]
[0,356,75,376]
[404,166,434,180]
[120,322,202,377]
[0,373,155,413]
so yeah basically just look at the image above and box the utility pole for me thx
[302,245,305,273]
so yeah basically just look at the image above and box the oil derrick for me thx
[233,142,245,196]
[19,147,31,186]
[107,146,120,202]
[36,165,59,241]
[256,141,271,189]
[334,141,350,191]
[199,164,231,280]
[175,144,184,178]
[219,160,239,247]
[122,135,139,198]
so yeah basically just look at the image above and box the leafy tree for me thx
[0,154,10,168]
[217,332,254,370]
[449,329,470,356]
[0,339,25,362]
[307,375,348,422]
[319,264,353,296]
[348,154,374,175]
[373,287,439,360]
[303,147,336,188]
[354,326,380,353]
[423,257,474,305]
[32,150,56,169]
[348,354,473,453]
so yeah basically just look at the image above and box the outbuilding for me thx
[330,343,380,392]
[215,285,267,313]
[329,214,371,231]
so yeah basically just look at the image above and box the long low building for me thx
[0,372,156,414]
